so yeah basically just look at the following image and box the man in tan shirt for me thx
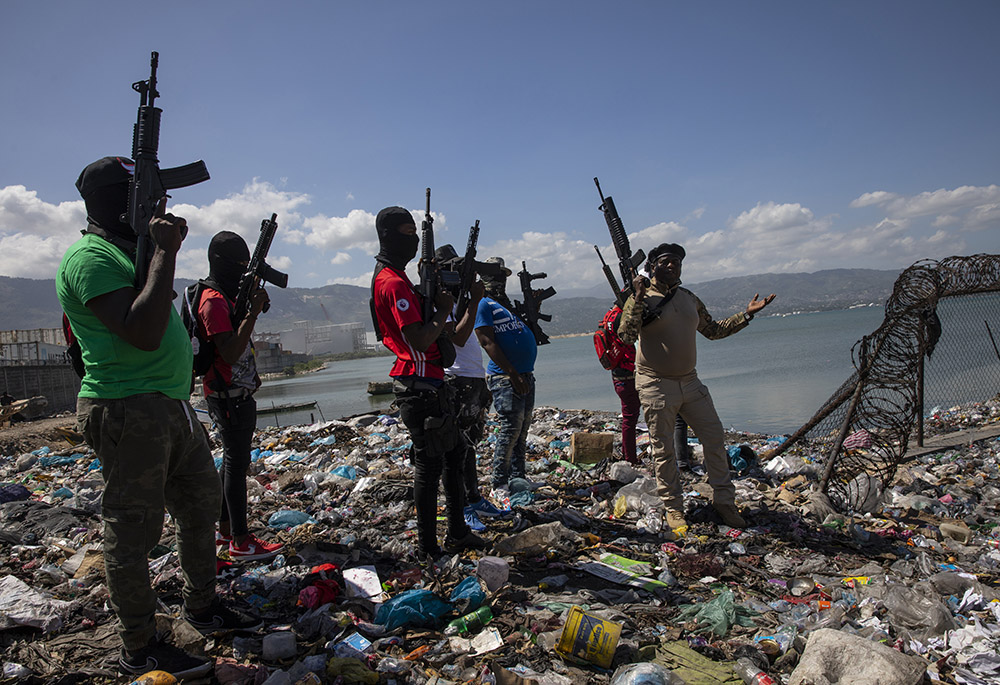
[618,243,774,529]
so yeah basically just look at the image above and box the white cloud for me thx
[630,221,686,246]
[731,201,817,235]
[270,255,293,271]
[330,252,351,265]
[850,191,900,209]
[851,184,1000,221]
[0,185,85,277]
[965,202,1000,230]
[178,179,311,242]
[330,272,374,287]
[289,208,380,253]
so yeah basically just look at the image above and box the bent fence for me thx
[764,254,1000,512]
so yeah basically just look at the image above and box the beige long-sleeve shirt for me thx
[618,284,750,379]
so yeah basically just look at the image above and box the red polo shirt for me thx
[372,265,444,380]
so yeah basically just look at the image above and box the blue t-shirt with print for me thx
[475,297,537,375]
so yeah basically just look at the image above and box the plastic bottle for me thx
[734,658,775,685]
[443,606,493,636]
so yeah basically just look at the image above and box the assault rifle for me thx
[515,260,556,346]
[594,177,647,298]
[594,245,625,307]
[417,188,439,322]
[233,214,289,323]
[125,51,211,288]
[454,220,481,320]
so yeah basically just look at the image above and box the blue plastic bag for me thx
[331,465,357,480]
[726,445,755,474]
[267,509,317,529]
[449,576,486,614]
[374,589,452,630]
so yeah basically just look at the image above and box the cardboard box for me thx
[570,432,615,464]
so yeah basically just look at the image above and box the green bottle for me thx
[443,606,493,636]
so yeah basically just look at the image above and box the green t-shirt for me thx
[56,234,193,400]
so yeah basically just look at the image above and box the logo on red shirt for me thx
[397,299,410,312]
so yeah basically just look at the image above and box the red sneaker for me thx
[216,532,232,547]
[229,534,283,562]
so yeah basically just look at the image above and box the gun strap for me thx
[641,287,679,327]
[82,223,138,260]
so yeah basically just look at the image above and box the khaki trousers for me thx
[636,371,736,510]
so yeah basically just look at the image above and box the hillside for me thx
[1,268,900,336]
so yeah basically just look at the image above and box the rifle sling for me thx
[641,287,679,327]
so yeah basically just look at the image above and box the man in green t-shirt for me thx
[56,157,260,679]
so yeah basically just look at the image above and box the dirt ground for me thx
[0,413,79,457]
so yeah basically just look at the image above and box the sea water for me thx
[254,304,997,435]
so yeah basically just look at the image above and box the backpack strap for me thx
[370,260,389,341]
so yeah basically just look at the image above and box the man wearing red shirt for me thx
[371,206,486,558]
[195,231,283,562]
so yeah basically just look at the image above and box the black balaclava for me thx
[75,157,136,244]
[207,231,251,300]
[375,206,419,270]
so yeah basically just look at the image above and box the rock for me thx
[789,628,927,685]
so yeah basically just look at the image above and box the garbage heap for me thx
[1,397,999,684]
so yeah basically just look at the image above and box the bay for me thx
[254,303,997,435]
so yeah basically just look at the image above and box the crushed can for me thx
[555,605,622,669]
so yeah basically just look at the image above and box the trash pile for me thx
[1,397,999,684]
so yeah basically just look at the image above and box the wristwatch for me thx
[743,311,754,323]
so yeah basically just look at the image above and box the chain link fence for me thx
[763,254,1000,512]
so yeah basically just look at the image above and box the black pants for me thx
[206,394,256,538]
[444,375,492,502]
[393,377,469,553]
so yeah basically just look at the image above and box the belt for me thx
[207,387,251,399]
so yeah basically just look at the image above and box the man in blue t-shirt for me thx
[474,257,538,496]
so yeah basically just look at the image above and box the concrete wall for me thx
[0,363,81,415]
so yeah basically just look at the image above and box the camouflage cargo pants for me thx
[78,393,222,652]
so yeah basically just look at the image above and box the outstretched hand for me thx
[747,292,776,316]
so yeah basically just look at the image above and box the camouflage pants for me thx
[78,394,222,652]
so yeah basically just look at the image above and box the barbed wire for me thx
[763,254,1000,512]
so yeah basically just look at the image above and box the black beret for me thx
[647,242,686,264]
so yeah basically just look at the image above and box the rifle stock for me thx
[126,51,210,287]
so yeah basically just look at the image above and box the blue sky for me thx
[2,1,998,297]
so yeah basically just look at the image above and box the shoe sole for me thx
[229,551,280,562]
[186,616,264,635]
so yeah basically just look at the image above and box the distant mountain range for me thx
[1,268,900,336]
